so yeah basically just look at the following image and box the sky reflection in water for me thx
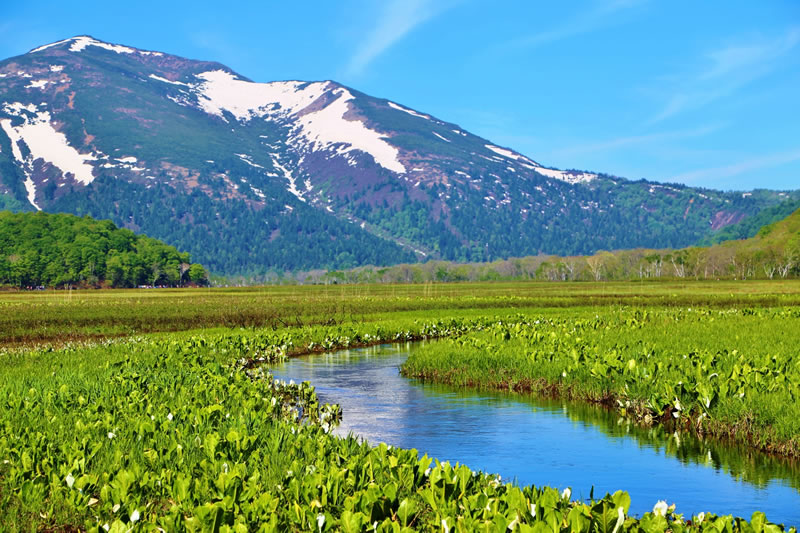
[271,343,800,524]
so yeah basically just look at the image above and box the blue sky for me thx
[2,0,798,191]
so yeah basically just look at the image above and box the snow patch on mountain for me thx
[388,101,430,120]
[3,102,38,115]
[291,87,406,174]
[26,80,50,90]
[149,74,189,86]
[432,132,450,143]
[0,119,37,209]
[236,153,264,169]
[0,103,97,200]
[194,70,328,121]
[271,154,305,201]
[30,38,74,53]
[69,36,135,54]
[484,144,538,165]
[534,167,597,184]
[30,36,163,56]
[23,177,40,210]
[194,70,406,174]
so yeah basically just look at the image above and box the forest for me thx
[0,211,207,288]
[285,208,800,285]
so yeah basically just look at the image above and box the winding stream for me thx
[270,342,800,524]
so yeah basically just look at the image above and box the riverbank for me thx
[402,307,800,458]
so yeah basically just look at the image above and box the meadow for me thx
[2,281,800,531]
[3,280,800,346]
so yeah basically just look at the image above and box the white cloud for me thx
[552,124,722,157]
[650,27,800,123]
[494,0,647,52]
[345,0,458,77]
[672,147,800,185]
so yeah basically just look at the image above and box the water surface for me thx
[270,342,800,523]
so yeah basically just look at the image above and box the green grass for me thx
[2,281,800,531]
[4,280,800,347]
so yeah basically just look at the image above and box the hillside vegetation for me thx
[699,198,800,245]
[0,211,207,288]
[304,209,800,284]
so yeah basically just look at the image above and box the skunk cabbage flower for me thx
[653,500,668,517]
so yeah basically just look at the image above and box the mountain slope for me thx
[0,36,796,274]
[698,198,800,246]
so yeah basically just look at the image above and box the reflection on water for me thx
[270,342,800,524]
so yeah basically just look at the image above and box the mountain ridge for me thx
[0,36,796,274]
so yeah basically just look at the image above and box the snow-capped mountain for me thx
[0,36,795,273]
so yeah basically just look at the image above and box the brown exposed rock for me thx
[711,210,746,230]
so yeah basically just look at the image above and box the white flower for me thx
[530,504,536,518]
[102,524,110,532]
[612,507,625,533]
[508,515,519,530]
[442,518,450,533]
[316,513,325,531]
[130,509,140,523]
[653,500,668,517]
[167,413,173,421]
[112,503,121,513]
[561,487,571,500]
[65,473,75,488]
[696,512,705,523]
[107,432,115,439]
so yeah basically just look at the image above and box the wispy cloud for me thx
[345,0,457,77]
[672,147,800,185]
[650,27,800,123]
[493,0,646,52]
[552,123,723,158]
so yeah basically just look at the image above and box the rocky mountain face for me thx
[0,36,795,274]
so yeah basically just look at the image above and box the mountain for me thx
[322,208,800,284]
[0,36,796,274]
[0,210,207,287]
[698,198,800,246]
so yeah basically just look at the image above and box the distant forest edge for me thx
[282,208,800,285]
[0,211,208,288]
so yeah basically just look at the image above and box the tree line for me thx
[0,211,208,288]
[277,209,800,285]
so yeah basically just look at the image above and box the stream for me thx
[270,342,800,524]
